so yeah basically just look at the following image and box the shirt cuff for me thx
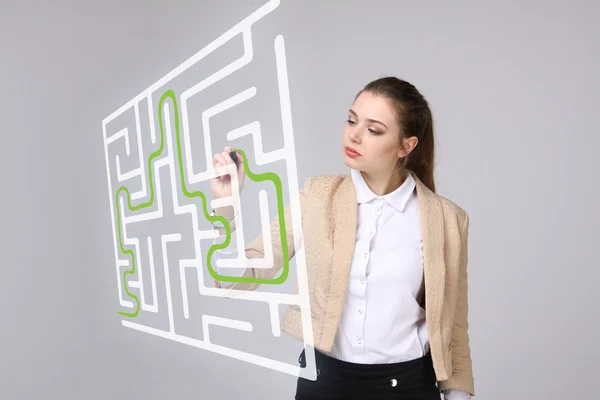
[211,211,243,289]
[444,389,471,400]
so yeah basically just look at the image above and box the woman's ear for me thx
[398,136,419,157]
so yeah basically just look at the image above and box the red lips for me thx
[345,146,361,158]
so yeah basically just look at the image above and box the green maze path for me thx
[116,89,289,318]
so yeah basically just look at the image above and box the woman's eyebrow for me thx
[349,109,388,129]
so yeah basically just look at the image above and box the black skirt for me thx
[295,349,441,400]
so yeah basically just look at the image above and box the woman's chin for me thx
[342,155,352,168]
[343,154,360,167]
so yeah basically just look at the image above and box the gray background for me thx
[1,0,598,399]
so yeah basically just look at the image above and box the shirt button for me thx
[358,309,363,314]
[369,231,374,236]
[360,279,365,284]
[363,253,368,258]
[357,339,363,345]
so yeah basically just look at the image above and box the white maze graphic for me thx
[102,0,317,380]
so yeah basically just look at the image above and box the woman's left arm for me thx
[439,211,475,397]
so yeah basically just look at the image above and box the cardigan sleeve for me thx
[439,211,475,396]
[212,176,313,291]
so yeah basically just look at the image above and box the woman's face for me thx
[342,91,408,175]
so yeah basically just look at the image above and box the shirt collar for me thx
[350,168,416,212]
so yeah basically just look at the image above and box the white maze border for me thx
[101,0,317,381]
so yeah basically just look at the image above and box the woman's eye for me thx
[347,119,356,125]
[368,128,380,134]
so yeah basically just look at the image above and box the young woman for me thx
[210,77,475,399]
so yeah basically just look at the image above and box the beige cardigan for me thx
[214,171,475,396]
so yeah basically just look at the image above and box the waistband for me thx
[299,349,435,382]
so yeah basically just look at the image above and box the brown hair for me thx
[355,76,436,193]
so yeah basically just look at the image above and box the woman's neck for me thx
[361,168,407,196]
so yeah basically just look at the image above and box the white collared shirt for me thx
[324,168,430,364]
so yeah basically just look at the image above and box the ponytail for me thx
[405,107,435,193]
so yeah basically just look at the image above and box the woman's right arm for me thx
[209,146,312,291]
